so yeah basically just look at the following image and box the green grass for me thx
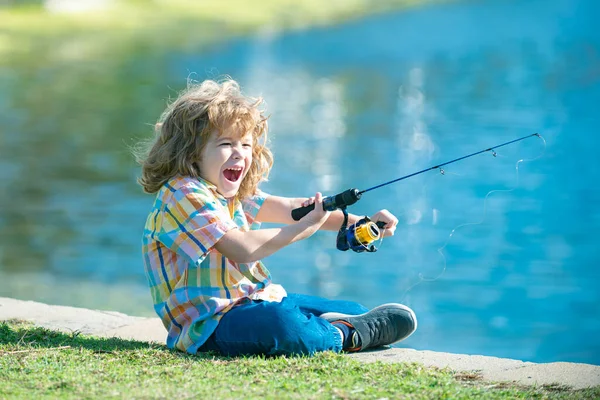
[1,320,598,399]
[0,0,446,60]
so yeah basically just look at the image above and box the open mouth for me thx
[223,167,243,182]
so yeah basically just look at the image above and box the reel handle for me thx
[375,221,387,229]
[291,188,362,221]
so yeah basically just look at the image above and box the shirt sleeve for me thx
[241,190,269,231]
[157,185,238,264]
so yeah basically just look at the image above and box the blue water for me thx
[1,0,599,364]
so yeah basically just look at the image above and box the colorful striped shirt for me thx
[142,175,286,353]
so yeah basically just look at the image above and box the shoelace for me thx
[367,317,394,346]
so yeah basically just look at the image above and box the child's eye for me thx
[219,142,232,147]
[242,143,252,148]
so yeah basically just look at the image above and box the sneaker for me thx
[321,303,417,351]
[331,320,362,351]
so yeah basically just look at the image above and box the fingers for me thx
[382,225,396,237]
[371,209,398,237]
[314,192,323,203]
[311,192,329,219]
[301,196,316,207]
[373,209,398,227]
[313,192,326,212]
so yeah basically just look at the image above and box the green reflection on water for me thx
[0,0,441,305]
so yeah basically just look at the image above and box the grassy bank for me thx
[0,0,445,60]
[1,321,598,399]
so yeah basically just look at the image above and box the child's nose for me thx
[232,144,244,158]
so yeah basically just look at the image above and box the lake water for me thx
[1,0,599,364]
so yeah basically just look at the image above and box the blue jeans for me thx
[198,293,369,356]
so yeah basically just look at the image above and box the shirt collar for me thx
[196,176,230,203]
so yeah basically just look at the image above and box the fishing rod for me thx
[291,133,541,253]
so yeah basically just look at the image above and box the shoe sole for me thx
[320,303,418,346]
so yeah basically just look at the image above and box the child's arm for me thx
[256,195,398,235]
[214,192,331,264]
[255,195,361,229]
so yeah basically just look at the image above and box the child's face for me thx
[198,126,253,198]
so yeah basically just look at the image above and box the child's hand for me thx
[303,192,330,227]
[301,196,315,207]
[370,209,398,237]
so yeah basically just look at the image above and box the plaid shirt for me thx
[142,175,284,353]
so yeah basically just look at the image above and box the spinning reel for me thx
[291,188,386,253]
[336,209,386,253]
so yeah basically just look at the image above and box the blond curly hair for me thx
[134,79,273,199]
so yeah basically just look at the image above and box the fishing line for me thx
[289,133,545,257]
[358,133,541,195]
[400,134,547,299]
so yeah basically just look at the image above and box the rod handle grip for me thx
[291,189,362,221]
[291,203,316,221]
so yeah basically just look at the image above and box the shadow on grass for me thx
[0,319,338,362]
[0,319,197,357]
